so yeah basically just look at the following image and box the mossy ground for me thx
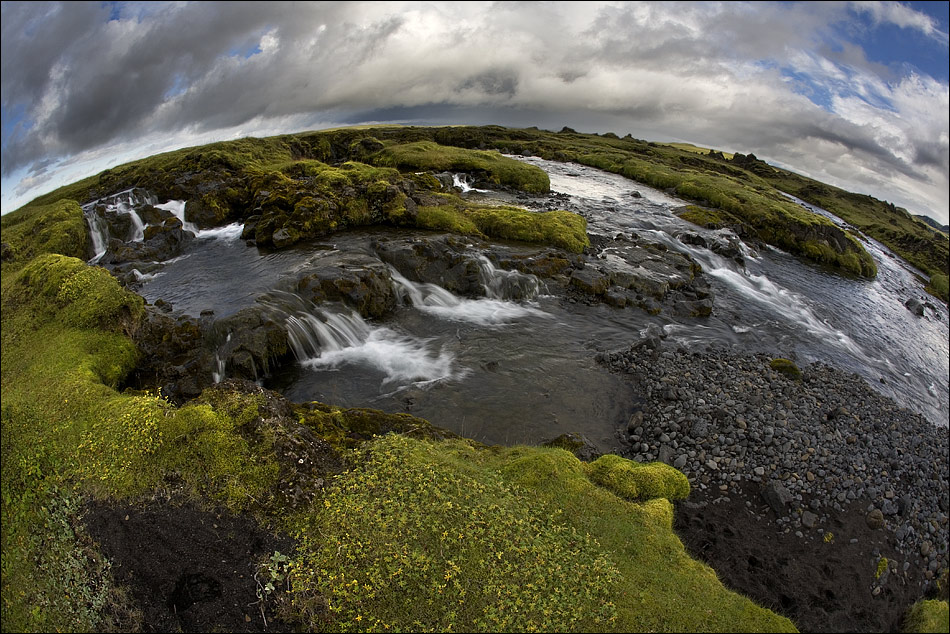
[903,599,950,633]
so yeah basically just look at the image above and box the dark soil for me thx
[675,481,937,633]
[83,499,293,633]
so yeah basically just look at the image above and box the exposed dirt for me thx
[83,499,294,633]
[674,481,938,632]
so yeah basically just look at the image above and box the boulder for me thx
[373,235,486,296]
[760,481,793,515]
[294,254,397,319]
[905,298,925,317]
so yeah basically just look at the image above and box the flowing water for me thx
[107,158,947,447]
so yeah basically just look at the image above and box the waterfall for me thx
[389,267,547,325]
[476,255,541,301]
[154,200,199,235]
[212,333,232,383]
[261,291,459,386]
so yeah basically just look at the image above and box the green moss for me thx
[585,453,690,502]
[903,600,949,633]
[0,199,88,267]
[876,556,889,579]
[1,254,281,630]
[675,204,742,229]
[455,443,794,632]
[414,202,589,253]
[374,140,550,193]
[770,358,803,381]
[926,273,949,303]
[288,435,620,632]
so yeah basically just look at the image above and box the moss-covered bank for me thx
[14,123,947,289]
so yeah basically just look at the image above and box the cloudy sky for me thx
[2,1,948,223]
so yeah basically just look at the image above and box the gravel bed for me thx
[597,326,949,594]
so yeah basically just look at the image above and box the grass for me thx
[285,436,795,633]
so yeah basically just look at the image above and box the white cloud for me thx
[1,1,947,223]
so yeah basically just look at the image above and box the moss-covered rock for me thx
[373,140,550,194]
[0,199,88,266]
[770,358,803,381]
[585,453,690,502]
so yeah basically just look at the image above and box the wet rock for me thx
[374,235,486,297]
[295,254,397,319]
[570,267,610,295]
[542,432,601,462]
[904,298,925,317]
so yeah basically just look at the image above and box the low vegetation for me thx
[903,599,950,633]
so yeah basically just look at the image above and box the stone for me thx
[904,298,925,317]
[760,481,793,515]
[802,511,818,529]
[866,508,885,530]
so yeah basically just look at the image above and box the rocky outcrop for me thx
[294,253,397,319]
[373,234,487,296]
[131,304,290,403]
[569,234,713,316]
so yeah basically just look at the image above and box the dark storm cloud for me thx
[1,1,947,222]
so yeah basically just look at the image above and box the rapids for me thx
[110,158,947,446]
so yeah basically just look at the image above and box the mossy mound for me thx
[287,438,793,633]
[415,202,589,253]
[0,199,88,267]
[585,453,691,502]
[769,358,803,381]
[373,140,550,193]
[903,599,950,633]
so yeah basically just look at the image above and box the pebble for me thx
[604,343,950,570]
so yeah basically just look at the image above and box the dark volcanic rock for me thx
[294,253,397,318]
[373,234,486,296]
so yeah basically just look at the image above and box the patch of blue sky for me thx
[228,41,263,60]
[780,62,897,114]
[780,67,835,110]
[1,104,33,154]
[162,73,189,100]
[103,0,121,22]
[845,1,949,82]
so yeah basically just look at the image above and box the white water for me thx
[390,268,547,325]
[452,173,489,193]
[153,200,199,234]
[264,292,461,387]
[212,333,231,383]
[518,156,949,425]
[197,222,244,241]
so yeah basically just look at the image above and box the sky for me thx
[2,1,948,224]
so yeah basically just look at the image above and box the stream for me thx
[92,158,949,448]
